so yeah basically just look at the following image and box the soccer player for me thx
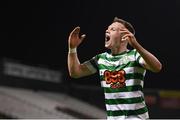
[67,17,162,119]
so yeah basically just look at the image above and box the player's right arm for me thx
[68,27,95,78]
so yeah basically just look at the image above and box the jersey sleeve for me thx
[134,49,145,67]
[83,55,99,74]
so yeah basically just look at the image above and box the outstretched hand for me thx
[68,26,86,49]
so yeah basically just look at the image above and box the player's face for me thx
[105,22,126,49]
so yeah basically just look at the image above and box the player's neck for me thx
[111,46,128,55]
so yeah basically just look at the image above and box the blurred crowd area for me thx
[0,59,180,119]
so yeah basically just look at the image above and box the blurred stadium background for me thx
[0,0,180,119]
[0,58,180,119]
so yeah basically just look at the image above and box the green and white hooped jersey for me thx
[85,49,149,120]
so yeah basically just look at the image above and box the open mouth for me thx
[105,34,110,42]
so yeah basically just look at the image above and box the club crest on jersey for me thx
[104,70,126,89]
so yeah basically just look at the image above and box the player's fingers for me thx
[121,34,130,41]
[80,34,86,42]
[71,26,80,36]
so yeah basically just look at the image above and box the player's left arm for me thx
[122,29,162,72]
